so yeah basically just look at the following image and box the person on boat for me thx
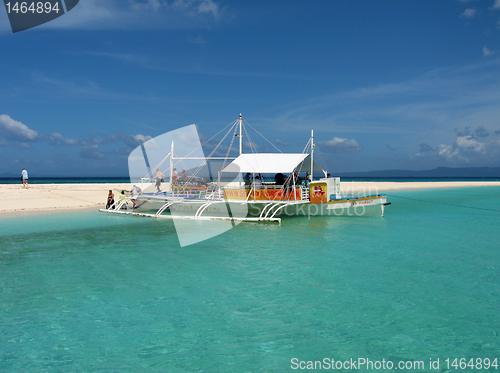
[106,190,115,209]
[118,190,128,209]
[155,169,164,193]
[251,175,262,188]
[172,168,179,184]
[245,173,251,187]
[283,174,293,188]
[293,172,301,185]
[283,174,298,199]
[131,185,141,208]
[301,172,310,187]
[182,170,189,181]
[274,173,285,185]
[21,168,29,189]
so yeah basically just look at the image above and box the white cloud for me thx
[75,51,150,66]
[134,134,153,143]
[78,132,154,149]
[460,8,476,18]
[494,0,500,9]
[272,58,500,141]
[437,144,468,162]
[131,0,162,12]
[44,0,224,30]
[483,46,494,56]
[275,138,289,147]
[197,0,219,17]
[318,137,362,153]
[79,145,104,159]
[456,135,485,152]
[0,114,39,142]
[264,58,500,170]
[49,132,80,145]
[420,129,500,165]
[188,35,208,45]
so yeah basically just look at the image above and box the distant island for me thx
[1,166,500,179]
[337,166,500,178]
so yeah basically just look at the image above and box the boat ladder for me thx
[301,186,309,200]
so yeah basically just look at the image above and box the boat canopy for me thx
[222,153,323,174]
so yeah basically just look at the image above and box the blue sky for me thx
[1,0,500,176]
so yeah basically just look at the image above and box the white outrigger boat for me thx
[100,115,389,224]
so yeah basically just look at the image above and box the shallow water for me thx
[1,187,499,372]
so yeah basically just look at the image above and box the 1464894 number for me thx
[3,0,79,33]
[446,358,498,370]
[5,2,60,14]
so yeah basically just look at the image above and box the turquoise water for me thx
[1,187,499,372]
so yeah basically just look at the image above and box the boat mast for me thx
[238,114,243,187]
[170,141,174,193]
[239,113,243,155]
[310,130,314,182]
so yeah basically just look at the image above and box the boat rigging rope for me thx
[244,120,283,153]
[386,194,500,213]
[243,124,257,155]
[301,137,311,155]
[242,124,268,181]
[220,125,238,171]
[186,121,239,180]
[140,120,238,179]
[202,120,238,159]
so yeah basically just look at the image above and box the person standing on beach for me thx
[21,168,29,189]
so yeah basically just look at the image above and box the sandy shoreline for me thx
[0,183,132,217]
[1,181,499,218]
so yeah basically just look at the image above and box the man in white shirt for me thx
[21,168,28,189]
[251,175,262,188]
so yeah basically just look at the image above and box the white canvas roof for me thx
[222,153,323,174]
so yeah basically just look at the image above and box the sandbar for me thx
[1,183,131,217]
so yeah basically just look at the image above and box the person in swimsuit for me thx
[106,190,115,209]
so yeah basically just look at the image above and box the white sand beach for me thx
[1,181,500,217]
[1,183,132,217]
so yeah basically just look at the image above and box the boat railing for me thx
[204,184,224,200]
[300,185,309,200]
[223,183,286,190]
[205,191,222,200]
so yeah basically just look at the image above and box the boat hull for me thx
[134,194,387,219]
